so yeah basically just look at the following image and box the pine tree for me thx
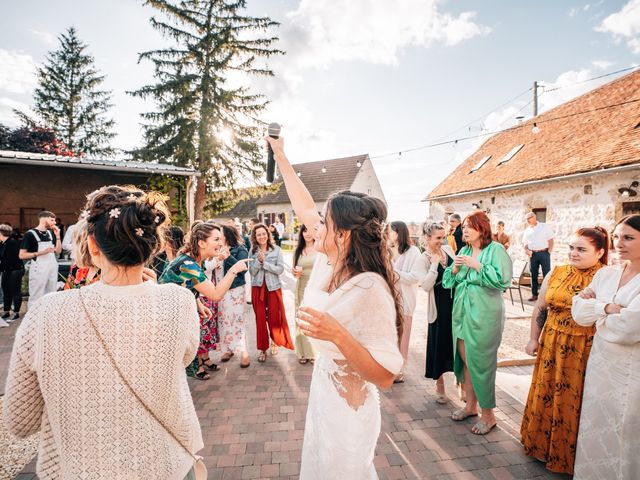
[28,27,115,156]
[131,0,282,219]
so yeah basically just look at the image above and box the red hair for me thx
[463,211,493,249]
[575,227,610,265]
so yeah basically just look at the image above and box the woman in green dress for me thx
[293,225,317,364]
[442,211,512,435]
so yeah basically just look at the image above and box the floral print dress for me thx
[160,254,218,375]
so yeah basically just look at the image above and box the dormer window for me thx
[497,144,524,165]
[469,155,491,173]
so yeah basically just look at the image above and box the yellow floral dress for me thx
[520,263,603,474]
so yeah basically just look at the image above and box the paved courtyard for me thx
[3,253,569,479]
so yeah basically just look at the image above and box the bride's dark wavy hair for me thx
[326,190,404,344]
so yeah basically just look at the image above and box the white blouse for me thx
[393,245,427,317]
[572,264,640,345]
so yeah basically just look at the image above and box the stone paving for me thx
[6,254,570,479]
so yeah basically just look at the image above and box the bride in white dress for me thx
[572,215,640,479]
[265,136,404,479]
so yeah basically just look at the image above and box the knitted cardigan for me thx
[3,281,204,480]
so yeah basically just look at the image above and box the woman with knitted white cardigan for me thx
[266,135,403,479]
[389,220,427,383]
[4,185,205,480]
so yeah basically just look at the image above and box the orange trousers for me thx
[251,283,294,351]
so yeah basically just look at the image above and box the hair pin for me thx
[128,194,138,202]
[135,227,144,237]
[109,208,121,219]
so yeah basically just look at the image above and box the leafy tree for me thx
[22,27,115,156]
[132,0,283,219]
[0,123,76,156]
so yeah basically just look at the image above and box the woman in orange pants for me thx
[248,224,293,362]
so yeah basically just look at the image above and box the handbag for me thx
[78,290,207,480]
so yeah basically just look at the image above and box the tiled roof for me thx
[0,150,198,176]
[257,154,368,204]
[427,69,640,199]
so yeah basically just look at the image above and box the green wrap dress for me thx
[442,241,512,409]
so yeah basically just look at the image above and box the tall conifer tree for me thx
[132,0,282,218]
[28,27,115,156]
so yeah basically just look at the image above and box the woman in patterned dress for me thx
[216,224,251,368]
[521,227,609,474]
[160,221,249,380]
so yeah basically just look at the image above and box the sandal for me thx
[299,357,308,365]
[435,393,449,405]
[195,359,210,381]
[393,373,405,384]
[203,358,219,371]
[271,344,279,356]
[258,351,267,363]
[220,352,234,363]
[471,421,497,435]
[309,359,315,365]
[451,408,478,421]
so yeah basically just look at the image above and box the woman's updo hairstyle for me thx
[326,190,404,343]
[181,221,221,259]
[83,185,169,266]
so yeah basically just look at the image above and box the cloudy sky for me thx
[2,0,640,220]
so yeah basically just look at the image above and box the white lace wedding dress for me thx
[299,255,403,479]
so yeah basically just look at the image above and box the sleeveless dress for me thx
[294,251,317,359]
[520,264,602,474]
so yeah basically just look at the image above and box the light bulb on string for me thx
[297,171,301,177]
[532,122,540,134]
[321,166,327,173]
[356,160,362,167]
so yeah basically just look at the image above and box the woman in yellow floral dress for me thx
[521,227,609,474]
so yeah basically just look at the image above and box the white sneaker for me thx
[0,319,9,328]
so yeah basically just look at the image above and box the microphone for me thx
[266,122,281,183]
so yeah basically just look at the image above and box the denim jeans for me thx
[529,251,551,296]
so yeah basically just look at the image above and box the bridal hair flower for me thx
[109,208,121,219]
[80,209,90,219]
[135,227,144,237]
[154,216,160,224]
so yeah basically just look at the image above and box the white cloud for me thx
[596,0,640,53]
[283,0,491,67]
[591,59,613,69]
[29,28,56,46]
[0,97,31,126]
[0,50,38,94]
[569,8,578,18]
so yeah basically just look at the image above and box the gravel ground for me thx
[499,317,533,361]
[0,398,39,480]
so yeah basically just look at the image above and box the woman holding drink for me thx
[293,225,317,364]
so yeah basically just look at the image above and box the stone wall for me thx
[427,169,637,265]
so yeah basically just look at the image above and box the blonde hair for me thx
[72,218,95,269]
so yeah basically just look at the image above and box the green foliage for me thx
[148,174,189,227]
[22,27,116,156]
[131,0,283,210]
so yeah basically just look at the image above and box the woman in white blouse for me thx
[572,214,640,479]
[390,221,427,383]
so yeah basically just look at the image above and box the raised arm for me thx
[194,259,249,301]
[266,137,321,230]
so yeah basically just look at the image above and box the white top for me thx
[3,281,203,480]
[275,222,285,236]
[572,264,640,345]
[61,223,76,260]
[522,222,554,250]
[420,244,455,323]
[303,253,403,375]
[393,245,427,316]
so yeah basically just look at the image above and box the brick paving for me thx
[6,255,570,479]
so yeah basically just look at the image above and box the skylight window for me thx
[469,155,491,173]
[497,144,524,165]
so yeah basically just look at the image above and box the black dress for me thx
[425,256,454,380]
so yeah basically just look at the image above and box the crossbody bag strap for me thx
[78,290,198,463]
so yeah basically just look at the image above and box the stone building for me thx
[217,154,385,238]
[0,150,199,232]
[425,70,640,265]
